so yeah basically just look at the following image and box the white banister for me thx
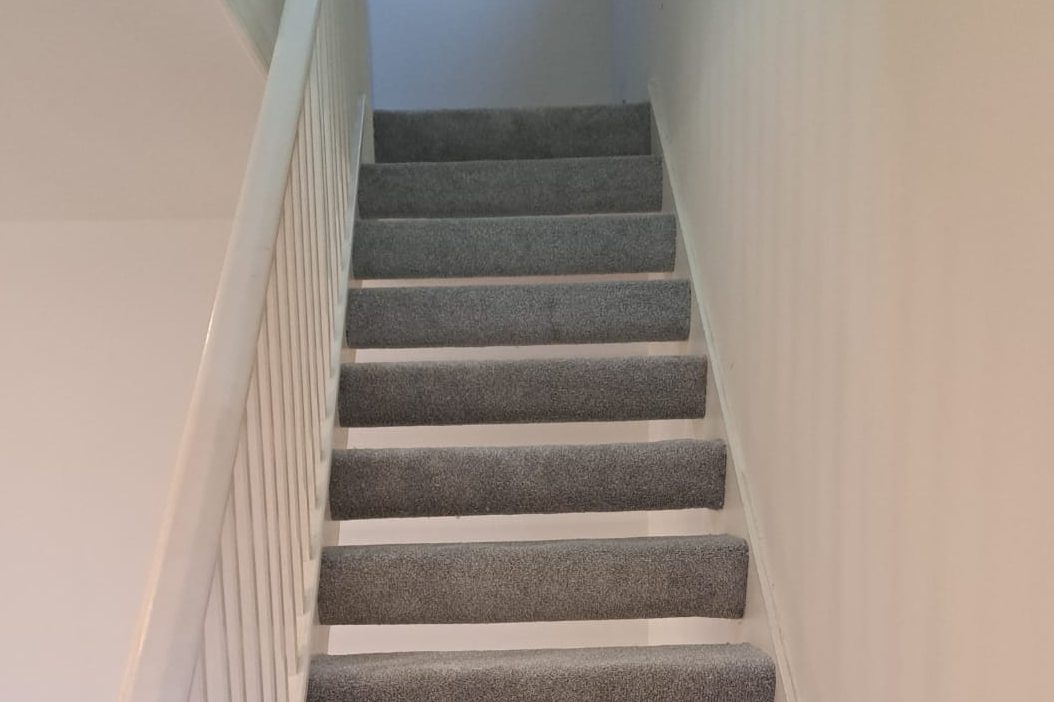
[118,0,369,700]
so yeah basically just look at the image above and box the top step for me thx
[374,103,652,163]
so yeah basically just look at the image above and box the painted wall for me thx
[225,0,286,63]
[367,0,615,110]
[0,0,264,220]
[0,221,231,701]
[640,1,1054,700]
[0,1,264,700]
[609,0,650,104]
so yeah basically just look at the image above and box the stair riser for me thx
[374,103,652,163]
[357,156,663,219]
[352,214,677,279]
[338,356,707,427]
[345,280,691,349]
[318,536,748,625]
[329,440,726,520]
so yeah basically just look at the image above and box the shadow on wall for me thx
[367,0,618,110]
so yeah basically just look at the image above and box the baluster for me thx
[263,250,300,674]
[287,138,315,574]
[244,372,280,702]
[315,15,340,306]
[322,4,349,270]
[301,75,324,432]
[308,59,336,334]
[219,497,247,702]
[293,120,322,529]
[203,564,231,702]
[274,199,308,632]
[232,428,265,702]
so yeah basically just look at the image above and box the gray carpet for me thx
[357,156,663,219]
[308,644,776,702]
[314,100,775,702]
[338,356,707,427]
[329,439,727,519]
[345,280,690,348]
[373,103,652,163]
[352,213,677,279]
[318,535,748,625]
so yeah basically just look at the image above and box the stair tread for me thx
[329,439,726,520]
[345,280,690,348]
[308,644,776,702]
[358,155,663,219]
[318,535,748,625]
[352,213,677,279]
[338,355,707,427]
[374,102,652,163]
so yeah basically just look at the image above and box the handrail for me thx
[118,1,369,700]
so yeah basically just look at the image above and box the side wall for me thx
[0,1,265,699]
[225,0,286,64]
[366,0,615,110]
[0,221,231,701]
[0,0,264,220]
[642,1,1054,700]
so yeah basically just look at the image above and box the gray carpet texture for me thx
[373,103,652,163]
[338,356,707,427]
[329,439,727,520]
[317,535,748,625]
[308,644,776,702]
[352,213,677,279]
[345,280,690,348]
[314,99,776,702]
[357,156,663,219]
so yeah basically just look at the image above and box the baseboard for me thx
[648,79,799,702]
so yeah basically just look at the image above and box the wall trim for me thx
[649,78,800,702]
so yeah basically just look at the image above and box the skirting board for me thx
[648,78,800,702]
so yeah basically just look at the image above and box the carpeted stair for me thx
[318,535,748,625]
[310,645,775,702]
[310,102,776,702]
[373,102,653,162]
[352,213,678,279]
[345,279,691,348]
[358,155,663,218]
[339,356,707,427]
[329,439,727,519]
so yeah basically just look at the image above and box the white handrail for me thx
[118,1,369,700]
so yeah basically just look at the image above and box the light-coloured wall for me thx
[0,0,264,220]
[367,0,615,110]
[225,0,286,63]
[0,221,230,701]
[641,0,1054,700]
[0,1,264,700]
[609,0,650,104]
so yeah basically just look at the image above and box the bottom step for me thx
[309,644,775,702]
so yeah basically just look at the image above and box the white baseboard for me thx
[649,78,799,702]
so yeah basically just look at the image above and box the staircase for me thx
[307,103,777,701]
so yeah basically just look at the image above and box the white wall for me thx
[638,1,1054,700]
[224,0,286,63]
[0,2,264,700]
[0,221,231,701]
[367,0,615,110]
[0,0,264,220]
